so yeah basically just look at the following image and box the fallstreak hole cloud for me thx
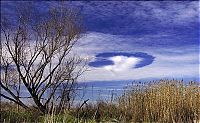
[89,52,155,72]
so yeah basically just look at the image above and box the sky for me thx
[1,1,199,82]
[1,1,199,101]
[69,1,199,82]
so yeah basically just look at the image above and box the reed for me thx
[118,80,200,122]
[1,79,199,122]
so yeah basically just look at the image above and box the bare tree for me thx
[1,2,87,114]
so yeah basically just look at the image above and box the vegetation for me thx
[1,2,87,114]
[1,2,199,123]
[118,80,200,122]
[1,80,199,122]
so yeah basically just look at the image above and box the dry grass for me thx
[118,79,200,122]
[1,79,199,123]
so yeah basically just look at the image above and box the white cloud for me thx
[103,56,142,72]
[75,32,199,82]
[2,31,198,82]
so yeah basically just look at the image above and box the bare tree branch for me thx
[1,2,87,114]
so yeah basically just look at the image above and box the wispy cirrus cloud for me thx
[74,32,199,82]
[1,1,199,82]
[67,1,199,36]
[3,1,198,35]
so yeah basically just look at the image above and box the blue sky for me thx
[70,1,199,82]
[1,1,199,102]
[1,1,199,83]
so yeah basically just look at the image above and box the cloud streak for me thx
[1,1,199,82]
[67,1,199,36]
[75,32,199,82]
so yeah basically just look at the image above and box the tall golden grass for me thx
[1,79,199,122]
[118,79,200,122]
